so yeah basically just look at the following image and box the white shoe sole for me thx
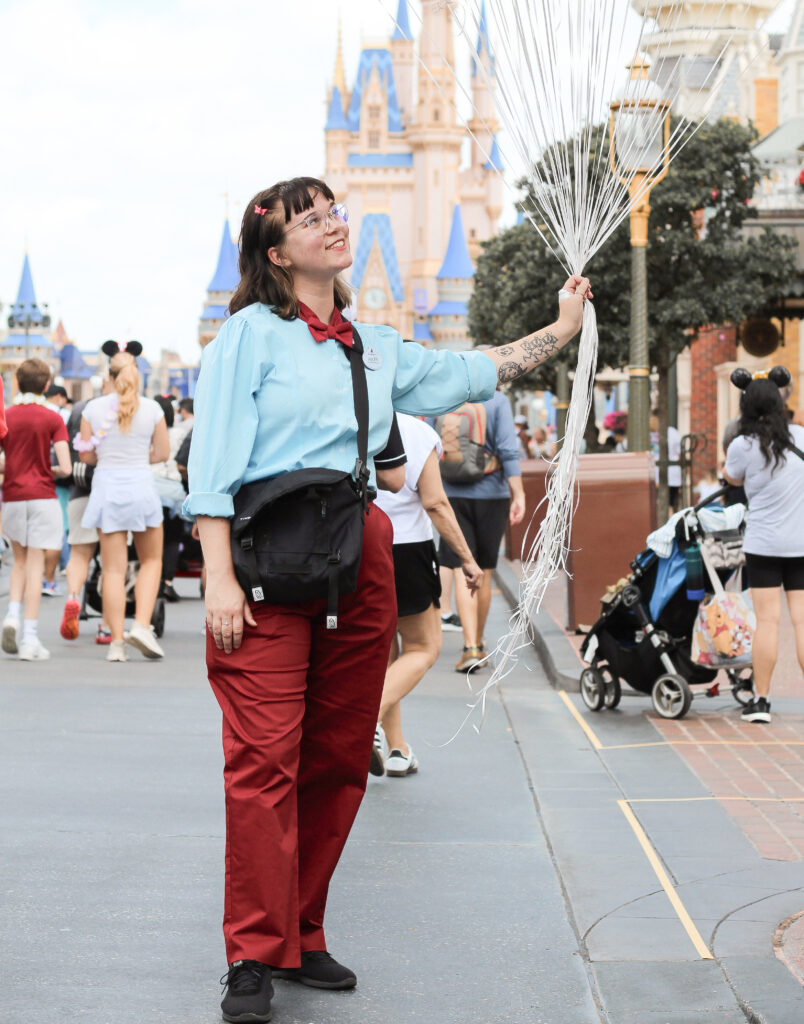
[742,712,771,723]
[386,762,418,777]
[2,623,19,654]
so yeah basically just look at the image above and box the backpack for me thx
[434,402,501,484]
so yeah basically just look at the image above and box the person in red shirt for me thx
[0,359,72,660]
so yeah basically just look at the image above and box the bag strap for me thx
[787,440,804,462]
[699,541,725,598]
[348,325,371,509]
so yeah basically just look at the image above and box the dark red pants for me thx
[207,504,396,966]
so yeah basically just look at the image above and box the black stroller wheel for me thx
[604,675,622,709]
[151,598,166,639]
[727,668,754,707]
[651,674,692,719]
[580,668,606,711]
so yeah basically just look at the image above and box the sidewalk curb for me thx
[494,558,582,691]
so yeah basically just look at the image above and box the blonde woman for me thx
[77,343,169,662]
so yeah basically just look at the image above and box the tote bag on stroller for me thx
[691,542,755,668]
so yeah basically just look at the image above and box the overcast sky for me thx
[0,0,793,364]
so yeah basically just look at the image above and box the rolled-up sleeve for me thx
[183,316,263,519]
[392,337,497,416]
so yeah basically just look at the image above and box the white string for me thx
[374,0,775,725]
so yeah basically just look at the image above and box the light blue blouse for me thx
[184,303,497,518]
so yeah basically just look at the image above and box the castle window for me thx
[368,130,381,149]
[433,107,440,122]
[470,228,477,240]
[368,105,381,120]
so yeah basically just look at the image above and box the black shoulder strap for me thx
[347,324,371,501]
[788,441,804,463]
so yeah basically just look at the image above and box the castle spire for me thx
[473,0,495,76]
[207,220,240,293]
[333,15,347,98]
[11,253,44,323]
[437,206,474,279]
[391,0,412,40]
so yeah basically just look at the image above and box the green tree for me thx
[469,118,798,520]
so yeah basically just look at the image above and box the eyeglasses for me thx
[285,203,349,237]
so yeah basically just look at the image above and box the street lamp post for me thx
[609,57,670,453]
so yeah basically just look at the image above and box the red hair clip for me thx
[254,204,267,216]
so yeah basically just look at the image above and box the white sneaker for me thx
[1,614,20,655]
[385,746,419,777]
[106,641,128,663]
[123,621,164,659]
[18,637,50,661]
[369,723,386,777]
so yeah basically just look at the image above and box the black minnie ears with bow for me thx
[730,365,791,390]
[101,339,143,358]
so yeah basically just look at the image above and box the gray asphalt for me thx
[2,560,803,1023]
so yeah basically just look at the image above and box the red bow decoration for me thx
[297,302,354,349]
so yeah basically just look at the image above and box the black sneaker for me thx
[220,961,273,1022]
[271,950,356,990]
[741,696,771,723]
[160,582,180,602]
[440,613,462,632]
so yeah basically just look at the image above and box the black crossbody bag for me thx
[230,326,374,630]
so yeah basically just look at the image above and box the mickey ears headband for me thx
[101,339,143,358]
[730,365,791,390]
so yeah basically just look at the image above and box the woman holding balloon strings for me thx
[185,176,590,1023]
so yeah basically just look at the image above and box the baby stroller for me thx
[81,546,166,638]
[579,487,753,720]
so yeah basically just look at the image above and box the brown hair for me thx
[109,351,140,433]
[229,177,352,319]
[16,358,51,395]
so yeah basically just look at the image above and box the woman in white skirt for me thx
[77,346,170,662]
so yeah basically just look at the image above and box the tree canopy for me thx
[468,118,798,391]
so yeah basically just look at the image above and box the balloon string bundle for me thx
[376,0,775,727]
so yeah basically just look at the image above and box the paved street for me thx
[2,557,804,1023]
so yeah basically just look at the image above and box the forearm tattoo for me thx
[495,331,561,384]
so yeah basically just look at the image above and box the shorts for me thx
[392,539,441,617]
[67,496,99,545]
[437,497,510,570]
[744,553,804,591]
[1,498,64,549]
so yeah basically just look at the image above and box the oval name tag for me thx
[363,346,383,371]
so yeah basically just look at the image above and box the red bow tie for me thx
[297,302,354,349]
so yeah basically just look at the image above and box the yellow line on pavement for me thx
[558,690,603,749]
[617,800,714,960]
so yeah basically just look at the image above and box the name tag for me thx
[363,346,382,371]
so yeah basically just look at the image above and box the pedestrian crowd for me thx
[0,353,196,663]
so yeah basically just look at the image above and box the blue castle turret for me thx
[199,220,240,347]
[428,206,474,350]
[2,254,55,372]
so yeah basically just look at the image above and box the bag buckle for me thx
[326,615,338,630]
[252,586,264,601]
[241,536,253,551]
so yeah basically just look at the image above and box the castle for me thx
[197,0,503,350]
